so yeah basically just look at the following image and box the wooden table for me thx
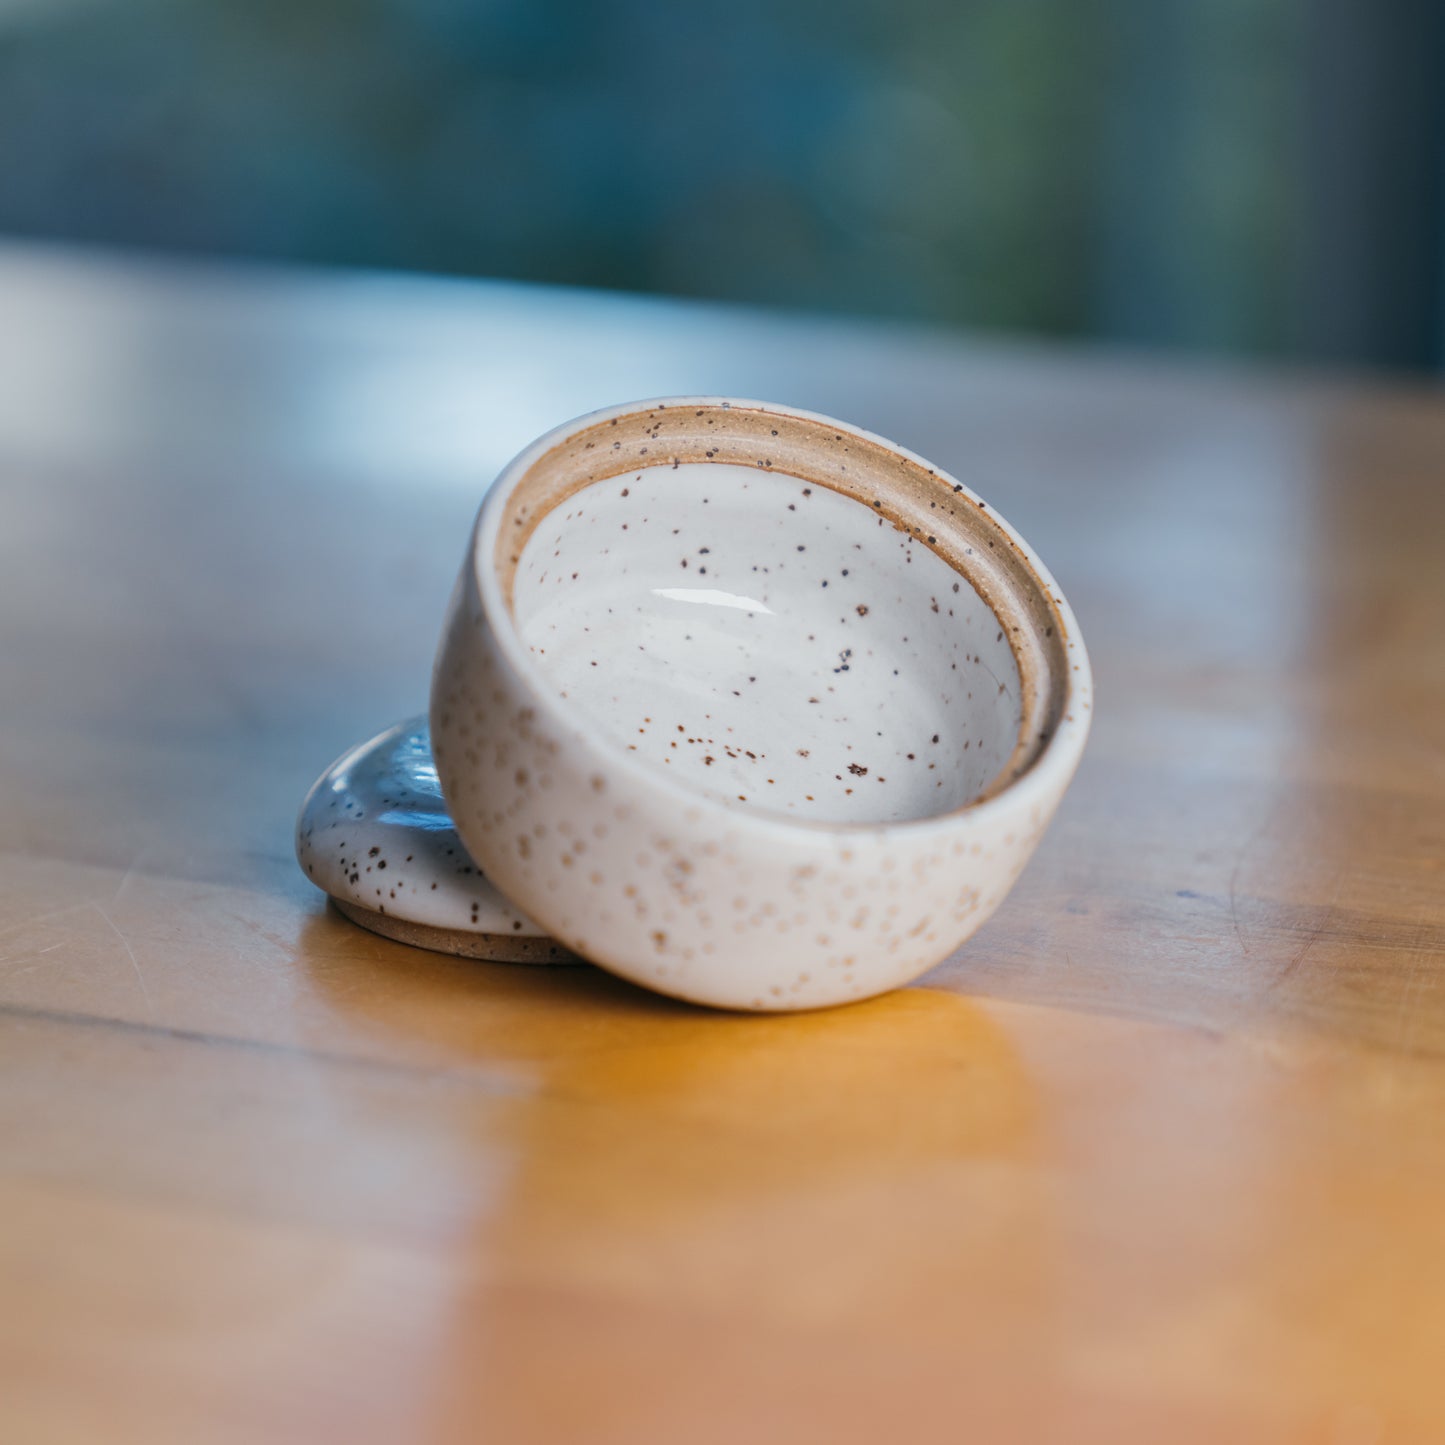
[2,240,1443,1444]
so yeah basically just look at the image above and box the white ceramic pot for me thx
[431,398,1091,1010]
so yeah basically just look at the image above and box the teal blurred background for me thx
[2,0,1442,370]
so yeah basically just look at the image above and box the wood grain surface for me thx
[1,241,1443,1444]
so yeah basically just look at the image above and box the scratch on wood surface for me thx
[90,902,154,1014]
[1271,869,1345,989]
[109,846,154,907]
[1228,808,1278,962]
[0,941,66,973]
[0,902,93,942]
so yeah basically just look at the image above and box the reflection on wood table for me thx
[1,241,1443,1445]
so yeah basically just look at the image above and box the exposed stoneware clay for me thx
[295,716,575,963]
[432,398,1092,1010]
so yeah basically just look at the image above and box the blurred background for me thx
[1,0,1442,372]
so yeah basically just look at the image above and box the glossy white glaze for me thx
[515,462,1019,825]
[295,716,568,961]
[432,398,1092,1010]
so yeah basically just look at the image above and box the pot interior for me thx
[493,403,1069,826]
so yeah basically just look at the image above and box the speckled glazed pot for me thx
[431,398,1091,1010]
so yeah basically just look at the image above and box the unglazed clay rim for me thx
[472,397,1091,839]
[330,898,579,963]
